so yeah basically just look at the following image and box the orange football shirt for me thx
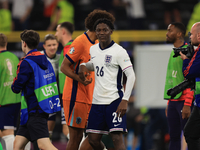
[62,32,98,104]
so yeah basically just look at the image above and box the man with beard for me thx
[163,22,194,150]
[181,22,200,150]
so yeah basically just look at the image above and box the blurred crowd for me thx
[0,0,199,32]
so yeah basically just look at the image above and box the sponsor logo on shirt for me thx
[124,59,130,62]
[76,117,82,124]
[69,47,75,54]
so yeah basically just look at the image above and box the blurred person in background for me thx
[11,30,60,150]
[43,0,58,30]
[12,0,33,31]
[161,0,181,27]
[0,33,29,150]
[124,89,143,150]
[55,21,74,147]
[0,0,12,31]
[33,34,60,150]
[114,0,146,30]
[47,0,74,31]
[187,0,200,32]
[181,22,200,150]
[164,22,194,150]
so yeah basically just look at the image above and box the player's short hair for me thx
[85,9,115,31]
[93,18,114,31]
[20,30,40,49]
[171,22,186,37]
[44,34,57,44]
[0,33,7,48]
[59,22,74,35]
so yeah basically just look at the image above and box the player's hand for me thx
[116,100,128,118]
[182,105,191,119]
[179,51,189,60]
[81,77,92,86]
[78,65,90,81]
[78,65,86,81]
[78,65,92,86]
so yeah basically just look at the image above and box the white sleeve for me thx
[122,66,136,101]
[117,49,133,71]
[80,61,94,71]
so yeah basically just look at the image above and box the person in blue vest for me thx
[11,30,60,150]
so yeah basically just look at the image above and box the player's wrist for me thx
[80,63,86,66]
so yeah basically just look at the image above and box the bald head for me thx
[190,22,200,46]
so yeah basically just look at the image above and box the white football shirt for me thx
[90,41,133,104]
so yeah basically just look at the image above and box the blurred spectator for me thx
[47,0,74,31]
[162,0,181,27]
[0,0,12,31]
[93,0,116,16]
[187,0,200,31]
[144,108,169,150]
[29,0,45,30]
[43,0,58,30]
[12,0,33,31]
[121,0,146,30]
[124,90,143,150]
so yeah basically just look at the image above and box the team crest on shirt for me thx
[69,47,75,54]
[76,117,82,124]
[105,55,112,67]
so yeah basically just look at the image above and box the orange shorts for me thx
[63,100,92,129]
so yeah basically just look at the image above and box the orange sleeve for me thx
[66,39,84,63]
[183,88,194,106]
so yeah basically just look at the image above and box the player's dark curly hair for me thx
[93,18,114,31]
[20,30,40,49]
[85,9,115,31]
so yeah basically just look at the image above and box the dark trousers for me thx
[184,106,200,150]
[167,101,188,150]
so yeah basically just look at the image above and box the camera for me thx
[173,44,194,59]
[167,33,195,99]
[167,78,195,99]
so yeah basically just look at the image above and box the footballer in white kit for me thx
[79,18,135,150]
[81,41,135,134]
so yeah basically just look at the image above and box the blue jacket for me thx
[183,44,200,107]
[12,49,48,113]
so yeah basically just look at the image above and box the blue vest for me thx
[20,58,61,125]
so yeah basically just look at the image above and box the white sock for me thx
[49,131,53,142]
[103,147,108,150]
[24,141,31,150]
[67,133,70,140]
[2,135,15,150]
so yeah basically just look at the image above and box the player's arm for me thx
[11,60,32,93]
[116,49,136,117]
[116,67,135,117]
[78,61,94,81]
[61,57,92,86]
[180,51,200,78]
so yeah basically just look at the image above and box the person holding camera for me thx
[164,22,194,150]
[180,22,200,150]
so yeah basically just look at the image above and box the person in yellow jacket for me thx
[187,1,200,31]
[47,0,74,31]
[0,1,12,32]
